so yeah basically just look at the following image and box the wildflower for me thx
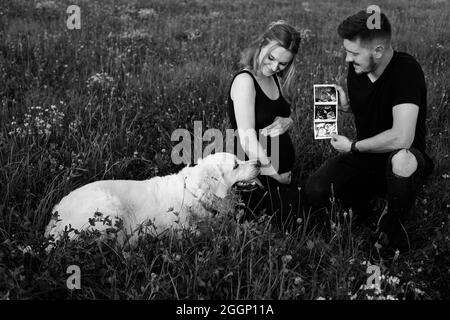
[414,288,425,295]
[69,119,81,133]
[442,173,449,179]
[299,28,313,41]
[35,1,58,10]
[302,2,312,12]
[138,8,157,19]
[316,296,325,300]
[387,276,400,286]
[393,249,400,261]
[8,104,65,138]
[294,276,303,285]
[119,29,152,41]
[86,72,114,91]
[282,254,293,265]
[209,11,221,18]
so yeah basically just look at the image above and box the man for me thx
[305,10,434,252]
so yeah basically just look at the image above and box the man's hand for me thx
[261,116,293,137]
[335,85,350,112]
[330,134,352,153]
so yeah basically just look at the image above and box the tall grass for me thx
[0,0,449,299]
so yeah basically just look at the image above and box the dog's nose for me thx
[255,160,261,168]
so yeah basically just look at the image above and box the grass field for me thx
[0,0,449,299]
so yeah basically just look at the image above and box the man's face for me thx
[343,38,376,74]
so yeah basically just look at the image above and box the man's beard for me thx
[353,55,376,74]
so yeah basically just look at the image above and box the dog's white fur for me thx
[45,153,259,245]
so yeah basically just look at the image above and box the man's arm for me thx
[355,103,419,153]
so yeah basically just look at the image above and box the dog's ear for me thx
[208,165,229,198]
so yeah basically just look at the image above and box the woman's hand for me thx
[261,116,293,137]
[270,171,292,184]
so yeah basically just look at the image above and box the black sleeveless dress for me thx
[227,70,295,174]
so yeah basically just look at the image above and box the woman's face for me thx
[258,40,294,77]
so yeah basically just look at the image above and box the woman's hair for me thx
[239,20,301,99]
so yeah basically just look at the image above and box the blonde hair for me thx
[239,21,301,100]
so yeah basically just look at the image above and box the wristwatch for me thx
[350,141,359,154]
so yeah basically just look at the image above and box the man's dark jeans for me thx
[304,148,434,241]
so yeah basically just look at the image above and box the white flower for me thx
[414,288,425,295]
[387,276,400,286]
[282,254,293,265]
[35,1,58,10]
[138,8,157,19]
[294,277,303,285]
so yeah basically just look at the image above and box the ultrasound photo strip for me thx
[313,85,338,139]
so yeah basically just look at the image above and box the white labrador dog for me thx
[45,153,260,246]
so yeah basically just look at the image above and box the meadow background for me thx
[0,0,449,300]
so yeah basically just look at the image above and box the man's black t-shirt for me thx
[347,51,428,154]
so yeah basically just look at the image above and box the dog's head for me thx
[186,153,261,200]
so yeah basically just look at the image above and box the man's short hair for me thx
[337,10,391,43]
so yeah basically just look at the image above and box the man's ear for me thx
[373,44,384,59]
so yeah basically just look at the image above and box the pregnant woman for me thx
[227,21,303,231]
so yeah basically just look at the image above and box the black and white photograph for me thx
[1,0,449,305]
[314,104,337,121]
[314,122,337,139]
[314,84,338,104]
[313,85,338,139]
